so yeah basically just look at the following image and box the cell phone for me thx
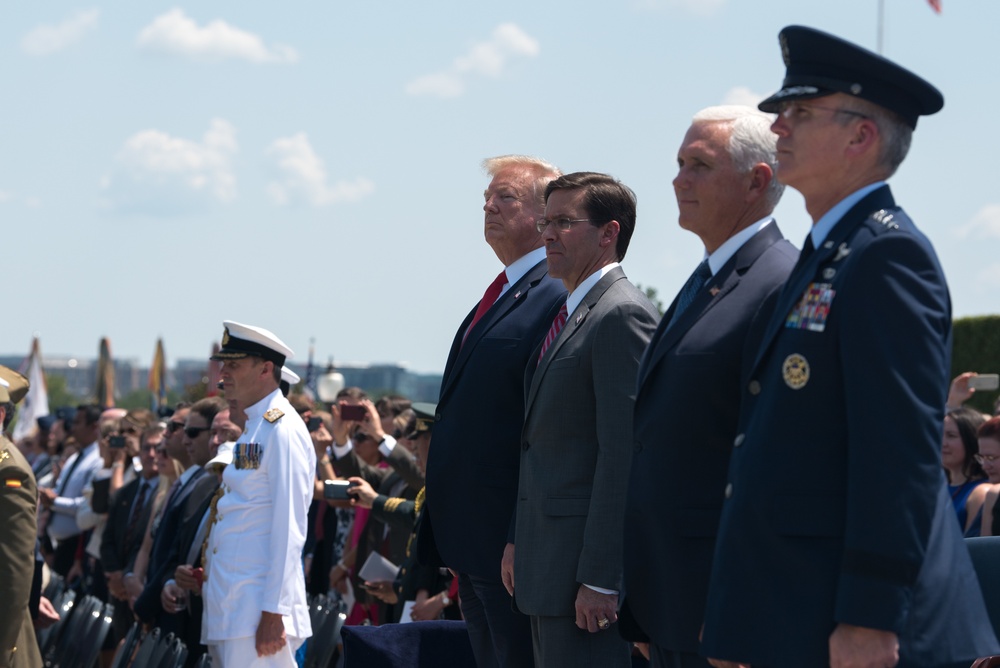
[340,404,366,421]
[307,417,323,432]
[323,479,359,501]
[109,435,126,449]
[969,374,1000,391]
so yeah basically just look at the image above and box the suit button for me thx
[748,380,761,395]
[733,433,744,447]
[213,547,218,554]
[435,413,442,421]
[724,483,733,498]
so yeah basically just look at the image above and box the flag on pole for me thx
[928,0,942,13]
[12,337,49,441]
[149,338,167,413]
[95,337,116,408]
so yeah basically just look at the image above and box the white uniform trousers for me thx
[208,635,303,668]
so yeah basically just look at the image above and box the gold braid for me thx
[199,487,226,578]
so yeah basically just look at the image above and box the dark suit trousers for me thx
[649,645,709,668]
[458,572,534,668]
[529,615,630,668]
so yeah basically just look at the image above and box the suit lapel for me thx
[439,259,550,405]
[527,267,625,413]
[638,224,785,390]
[750,186,896,375]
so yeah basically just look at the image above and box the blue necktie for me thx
[668,260,711,328]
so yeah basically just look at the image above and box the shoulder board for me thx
[263,408,285,423]
[867,208,900,232]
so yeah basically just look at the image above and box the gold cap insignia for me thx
[222,328,231,346]
[782,354,810,390]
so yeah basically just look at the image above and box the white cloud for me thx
[0,190,12,203]
[722,86,766,108]
[102,119,238,214]
[266,133,374,207]
[137,8,298,63]
[632,0,726,16]
[957,204,1000,240]
[405,23,540,98]
[21,9,99,56]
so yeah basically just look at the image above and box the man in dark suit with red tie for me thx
[420,155,566,667]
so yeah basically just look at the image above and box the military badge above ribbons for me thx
[786,283,835,332]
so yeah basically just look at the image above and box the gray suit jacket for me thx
[513,266,658,617]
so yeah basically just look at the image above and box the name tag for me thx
[785,283,835,332]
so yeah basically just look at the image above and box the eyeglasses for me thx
[119,427,138,436]
[535,218,595,233]
[184,426,211,439]
[975,454,1000,465]
[775,101,869,122]
[167,421,185,433]
[155,447,168,456]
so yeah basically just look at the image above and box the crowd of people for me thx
[3,22,1000,668]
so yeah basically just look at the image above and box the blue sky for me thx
[3,1,997,373]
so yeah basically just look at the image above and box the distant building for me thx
[0,354,441,404]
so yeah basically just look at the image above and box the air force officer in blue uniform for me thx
[702,26,999,668]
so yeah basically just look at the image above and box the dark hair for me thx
[189,397,227,427]
[979,415,1000,441]
[76,404,103,426]
[1,402,13,430]
[948,407,987,480]
[336,387,368,401]
[543,172,637,261]
[375,395,411,419]
[288,394,314,416]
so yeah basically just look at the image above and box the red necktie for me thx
[463,270,507,345]
[537,303,569,365]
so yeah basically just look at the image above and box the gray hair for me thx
[691,105,785,209]
[482,155,561,206]
[835,98,913,177]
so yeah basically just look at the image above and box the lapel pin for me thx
[833,243,851,262]
[709,286,720,297]
[576,313,584,325]
[514,291,522,299]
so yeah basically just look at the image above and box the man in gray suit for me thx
[502,171,659,667]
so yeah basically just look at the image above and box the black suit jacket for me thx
[101,476,156,574]
[621,223,796,651]
[134,470,218,625]
[420,257,565,578]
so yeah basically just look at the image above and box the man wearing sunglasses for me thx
[134,398,225,633]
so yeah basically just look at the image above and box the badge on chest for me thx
[234,442,263,470]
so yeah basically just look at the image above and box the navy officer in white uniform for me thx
[203,321,315,667]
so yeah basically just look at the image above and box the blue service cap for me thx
[758,25,943,129]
